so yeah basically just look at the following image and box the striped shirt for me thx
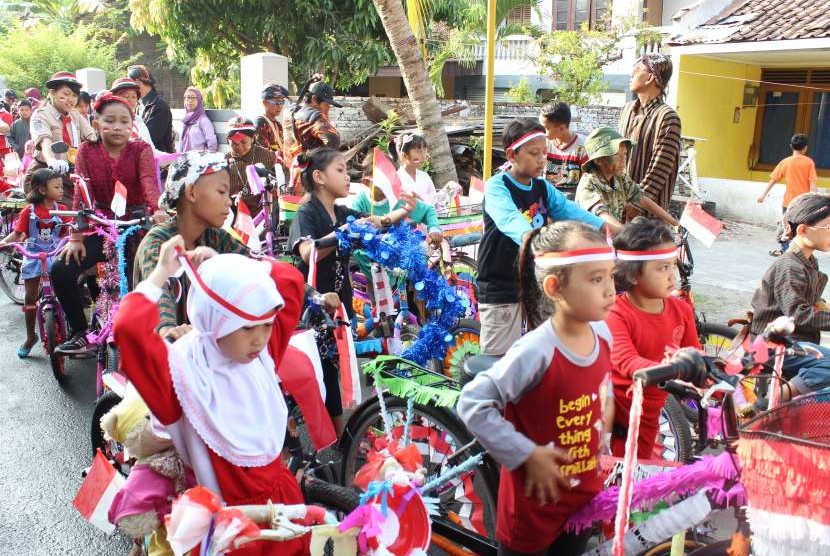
[619,97,681,211]
[133,219,249,332]
[750,246,830,344]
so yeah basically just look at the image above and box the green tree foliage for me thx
[2,0,106,32]
[129,0,392,94]
[0,22,124,92]
[506,77,537,103]
[533,25,619,106]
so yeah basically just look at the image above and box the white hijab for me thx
[168,254,287,470]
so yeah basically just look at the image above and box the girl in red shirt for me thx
[50,93,166,354]
[113,236,307,556]
[607,217,700,458]
[458,220,617,555]
[0,168,70,357]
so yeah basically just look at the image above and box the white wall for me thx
[661,0,699,25]
[700,177,782,226]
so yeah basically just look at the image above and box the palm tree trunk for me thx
[372,0,458,187]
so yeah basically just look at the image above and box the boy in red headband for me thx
[477,117,606,356]
[606,217,700,458]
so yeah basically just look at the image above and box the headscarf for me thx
[160,150,227,209]
[639,53,673,93]
[25,87,41,100]
[180,87,206,152]
[168,253,287,468]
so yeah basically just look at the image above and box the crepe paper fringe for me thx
[420,453,483,495]
[566,451,742,534]
[336,220,470,365]
[746,507,830,556]
[613,380,645,555]
[362,357,461,408]
[737,436,830,525]
[580,491,712,556]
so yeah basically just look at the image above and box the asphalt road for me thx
[0,299,131,555]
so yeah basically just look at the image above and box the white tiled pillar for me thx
[240,53,289,118]
[76,68,107,93]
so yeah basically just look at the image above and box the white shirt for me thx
[397,166,436,205]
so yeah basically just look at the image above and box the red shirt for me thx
[13,203,71,235]
[74,140,159,217]
[498,331,611,551]
[606,294,700,458]
[113,261,308,556]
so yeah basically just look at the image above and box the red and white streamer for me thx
[613,380,645,556]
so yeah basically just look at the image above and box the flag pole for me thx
[483,0,497,180]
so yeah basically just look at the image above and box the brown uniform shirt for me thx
[30,102,96,165]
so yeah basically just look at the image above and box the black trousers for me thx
[497,531,590,556]
[51,234,106,332]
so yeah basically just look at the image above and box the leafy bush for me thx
[506,78,537,104]
[0,23,125,92]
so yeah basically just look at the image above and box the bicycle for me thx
[4,236,70,380]
[0,194,27,304]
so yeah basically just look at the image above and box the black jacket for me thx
[139,89,174,153]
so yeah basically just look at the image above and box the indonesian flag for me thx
[373,147,402,207]
[282,332,337,450]
[73,175,93,210]
[469,176,485,203]
[72,450,126,533]
[680,201,723,248]
[333,303,362,408]
[110,180,127,217]
[233,200,260,250]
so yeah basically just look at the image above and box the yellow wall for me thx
[676,54,830,187]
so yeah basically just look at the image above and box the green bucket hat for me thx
[581,127,636,172]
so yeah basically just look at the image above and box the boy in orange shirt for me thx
[757,133,817,256]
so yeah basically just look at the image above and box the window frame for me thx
[749,79,830,177]
[552,0,605,31]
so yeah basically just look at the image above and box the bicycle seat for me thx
[461,354,501,386]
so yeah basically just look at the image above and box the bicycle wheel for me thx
[0,248,24,304]
[686,539,730,555]
[90,390,131,476]
[654,395,694,463]
[697,322,737,359]
[302,475,361,516]
[340,395,499,551]
[440,319,481,381]
[42,305,66,383]
[638,538,709,556]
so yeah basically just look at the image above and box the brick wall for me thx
[326,97,623,142]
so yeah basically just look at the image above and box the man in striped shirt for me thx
[619,53,682,213]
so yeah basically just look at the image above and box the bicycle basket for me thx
[736,390,830,556]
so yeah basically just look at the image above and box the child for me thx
[50,93,165,354]
[606,217,699,458]
[477,117,605,356]
[0,168,70,357]
[21,140,34,176]
[539,101,588,198]
[750,192,830,399]
[575,127,678,232]
[757,133,817,256]
[459,221,616,555]
[288,147,416,433]
[394,134,437,205]
[114,238,308,556]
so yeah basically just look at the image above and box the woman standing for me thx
[24,72,97,204]
[179,87,217,152]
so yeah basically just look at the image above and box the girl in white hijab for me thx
[113,235,309,556]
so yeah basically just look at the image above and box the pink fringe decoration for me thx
[566,451,743,534]
[613,380,644,555]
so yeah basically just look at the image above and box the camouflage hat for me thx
[581,127,636,172]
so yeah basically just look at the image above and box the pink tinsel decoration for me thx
[613,380,644,555]
[566,451,742,534]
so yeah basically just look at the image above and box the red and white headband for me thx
[175,247,277,323]
[507,131,546,153]
[535,246,616,268]
[616,246,679,261]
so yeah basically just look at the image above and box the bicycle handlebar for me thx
[49,210,148,228]
[633,349,708,387]
[313,235,339,249]
[4,236,70,259]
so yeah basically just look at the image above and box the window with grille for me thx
[507,4,532,25]
[553,0,607,31]
[753,68,830,171]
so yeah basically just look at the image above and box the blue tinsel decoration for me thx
[116,225,143,297]
[336,219,469,364]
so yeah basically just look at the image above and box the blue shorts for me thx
[781,342,830,393]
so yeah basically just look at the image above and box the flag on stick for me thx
[679,201,723,248]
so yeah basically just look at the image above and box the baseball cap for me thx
[309,81,342,108]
